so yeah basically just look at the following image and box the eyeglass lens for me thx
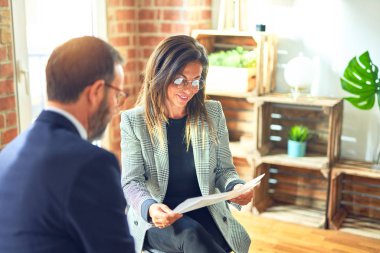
[173,77,203,90]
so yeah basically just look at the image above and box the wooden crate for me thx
[329,160,380,239]
[253,162,328,228]
[207,93,255,181]
[208,93,254,142]
[253,93,343,168]
[192,29,277,96]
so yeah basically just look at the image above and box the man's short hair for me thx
[46,36,123,103]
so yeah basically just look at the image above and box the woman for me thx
[121,35,252,253]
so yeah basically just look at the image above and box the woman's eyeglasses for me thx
[173,77,204,92]
[105,83,128,107]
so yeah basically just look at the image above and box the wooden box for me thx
[207,93,255,181]
[253,163,328,228]
[329,160,380,239]
[249,94,343,228]
[253,93,343,168]
[192,29,277,96]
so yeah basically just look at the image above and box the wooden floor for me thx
[232,211,380,253]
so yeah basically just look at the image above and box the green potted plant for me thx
[340,51,380,167]
[206,47,257,93]
[288,125,310,157]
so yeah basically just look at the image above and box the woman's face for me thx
[165,61,203,118]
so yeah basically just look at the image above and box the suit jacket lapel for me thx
[152,121,169,201]
[190,117,210,196]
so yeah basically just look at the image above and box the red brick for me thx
[6,111,16,127]
[139,36,164,46]
[139,23,158,33]
[120,0,134,6]
[110,36,130,47]
[125,62,137,72]
[161,23,188,34]
[127,49,137,58]
[143,48,154,58]
[163,10,182,20]
[0,96,16,111]
[0,114,4,129]
[0,46,7,61]
[138,9,155,20]
[1,127,18,145]
[201,10,211,19]
[0,62,14,77]
[0,0,9,7]
[7,45,12,60]
[137,0,152,7]
[0,79,13,95]
[116,9,135,20]
[154,0,183,6]
[116,23,136,33]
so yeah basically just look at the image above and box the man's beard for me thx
[88,95,111,142]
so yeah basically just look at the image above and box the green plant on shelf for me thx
[340,51,380,111]
[288,125,310,143]
[340,51,380,167]
[208,46,256,68]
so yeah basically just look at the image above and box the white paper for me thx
[173,173,265,214]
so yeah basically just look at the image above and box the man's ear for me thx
[87,80,105,107]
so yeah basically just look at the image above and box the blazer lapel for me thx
[190,117,210,196]
[152,121,169,201]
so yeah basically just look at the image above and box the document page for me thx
[173,173,265,214]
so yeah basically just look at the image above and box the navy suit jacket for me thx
[0,110,135,253]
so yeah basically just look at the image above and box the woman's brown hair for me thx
[137,35,215,148]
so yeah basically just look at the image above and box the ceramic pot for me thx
[288,140,306,157]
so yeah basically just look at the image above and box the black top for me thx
[164,116,230,251]
[164,116,201,207]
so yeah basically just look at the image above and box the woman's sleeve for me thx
[120,111,155,219]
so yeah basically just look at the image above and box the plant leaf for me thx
[341,78,376,94]
[340,51,380,111]
[345,96,375,110]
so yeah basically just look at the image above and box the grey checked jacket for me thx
[120,100,251,253]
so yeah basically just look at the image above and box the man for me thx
[0,36,135,253]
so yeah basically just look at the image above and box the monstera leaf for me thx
[340,51,380,110]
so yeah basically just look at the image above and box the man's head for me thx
[46,36,125,141]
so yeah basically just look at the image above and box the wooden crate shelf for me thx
[252,93,343,166]
[253,163,328,228]
[207,94,255,180]
[192,29,277,96]
[259,148,329,170]
[329,160,380,239]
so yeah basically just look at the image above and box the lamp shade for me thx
[284,54,315,88]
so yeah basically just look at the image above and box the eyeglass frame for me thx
[172,76,204,92]
[104,82,128,107]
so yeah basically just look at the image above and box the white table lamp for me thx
[284,54,315,99]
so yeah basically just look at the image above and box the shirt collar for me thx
[45,106,88,140]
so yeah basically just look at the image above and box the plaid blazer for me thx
[120,100,250,253]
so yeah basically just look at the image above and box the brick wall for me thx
[106,0,212,159]
[0,0,17,149]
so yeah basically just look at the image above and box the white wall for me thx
[212,0,380,162]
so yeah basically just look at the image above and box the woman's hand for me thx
[229,184,254,205]
[149,203,183,229]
